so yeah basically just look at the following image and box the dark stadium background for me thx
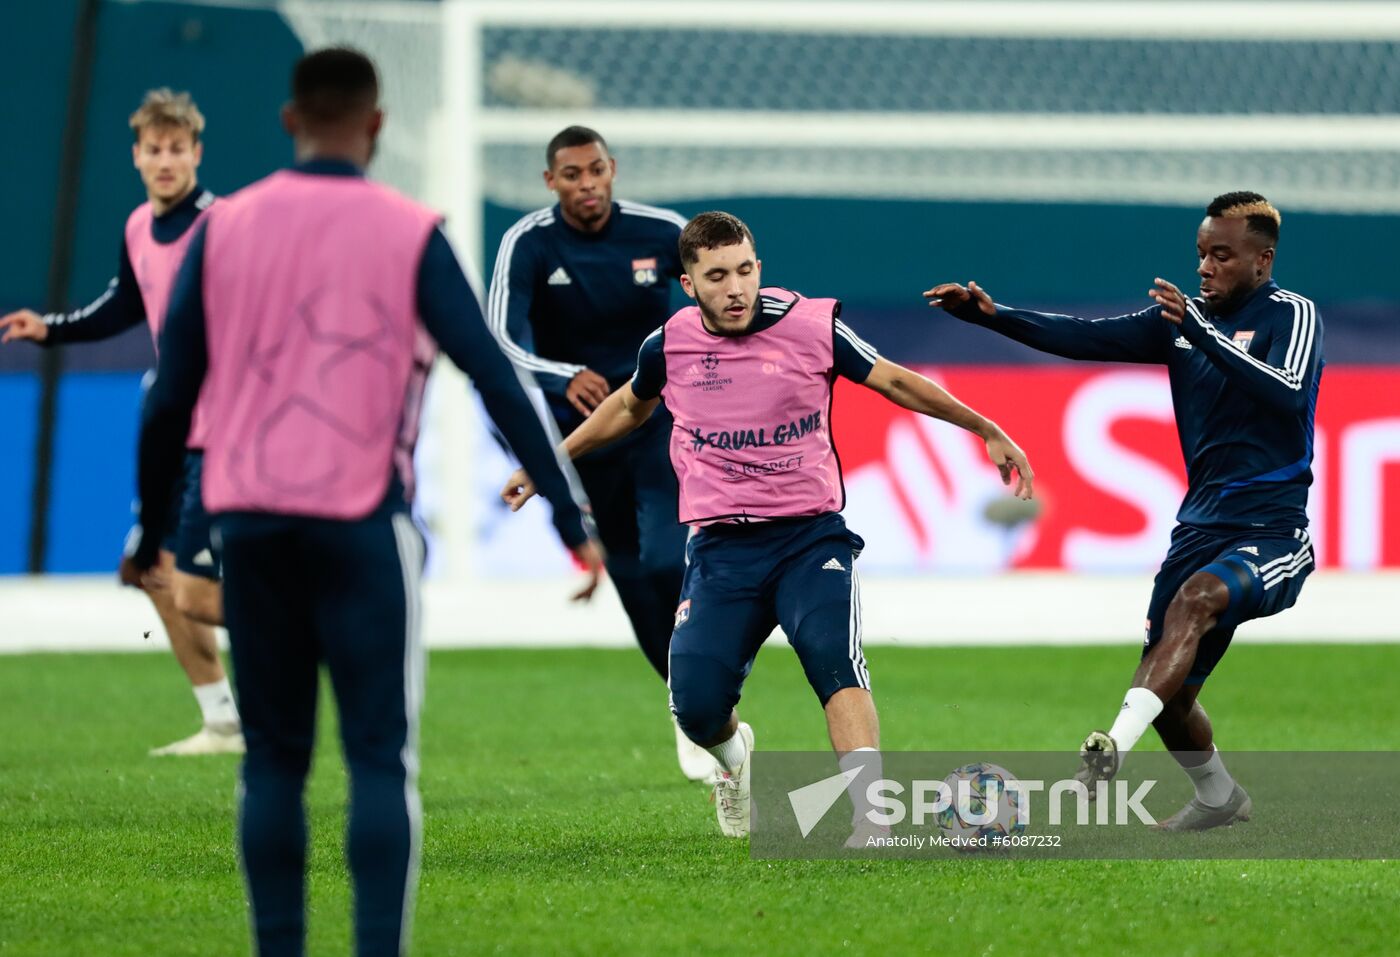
[5,0,1397,574]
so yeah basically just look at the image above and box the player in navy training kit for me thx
[132,50,601,956]
[487,126,704,779]
[928,192,1322,830]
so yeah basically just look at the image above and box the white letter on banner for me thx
[1341,419,1400,570]
[1063,371,1183,571]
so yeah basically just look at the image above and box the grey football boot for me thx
[1073,730,1120,799]
[1157,783,1253,832]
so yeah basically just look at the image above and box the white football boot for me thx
[149,721,246,757]
[674,715,722,783]
[712,722,754,837]
[844,817,891,850]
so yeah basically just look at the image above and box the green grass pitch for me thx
[1,643,1397,955]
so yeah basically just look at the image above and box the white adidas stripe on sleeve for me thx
[486,208,586,380]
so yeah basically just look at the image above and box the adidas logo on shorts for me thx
[821,558,845,571]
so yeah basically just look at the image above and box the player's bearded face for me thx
[1196,217,1270,315]
[133,128,201,204]
[685,242,761,335]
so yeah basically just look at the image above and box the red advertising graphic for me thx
[832,367,1400,572]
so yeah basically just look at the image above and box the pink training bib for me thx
[198,170,441,519]
[126,194,216,446]
[660,287,845,525]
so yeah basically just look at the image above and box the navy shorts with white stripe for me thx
[668,512,869,744]
[1145,523,1315,685]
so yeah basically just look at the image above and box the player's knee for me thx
[1169,573,1230,627]
[174,576,223,626]
[669,661,737,745]
[172,583,199,620]
[245,737,313,780]
[145,580,180,619]
[671,695,732,746]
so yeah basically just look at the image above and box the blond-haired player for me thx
[1,89,241,756]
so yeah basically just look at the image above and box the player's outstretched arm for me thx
[861,357,1034,499]
[924,280,1170,365]
[501,381,659,512]
[4,245,147,347]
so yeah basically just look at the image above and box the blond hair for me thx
[1218,198,1282,228]
[1207,190,1282,244]
[129,88,205,142]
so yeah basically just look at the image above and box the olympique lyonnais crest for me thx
[632,257,659,286]
[674,599,692,628]
[1233,330,1255,350]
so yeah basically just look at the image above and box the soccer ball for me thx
[936,762,1027,851]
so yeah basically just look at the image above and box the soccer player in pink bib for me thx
[1,89,240,757]
[504,212,1034,841]
[132,49,601,956]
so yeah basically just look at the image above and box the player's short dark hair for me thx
[546,126,608,169]
[678,211,756,267]
[1207,191,1282,246]
[291,47,379,125]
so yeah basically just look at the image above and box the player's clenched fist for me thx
[501,468,537,511]
[0,309,49,344]
[568,538,605,603]
[922,281,996,317]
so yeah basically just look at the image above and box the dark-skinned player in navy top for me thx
[927,192,1323,832]
[132,49,600,957]
[486,126,705,780]
[1,89,241,758]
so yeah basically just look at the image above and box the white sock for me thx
[1107,687,1163,755]
[193,679,239,728]
[1182,747,1236,808]
[838,747,883,826]
[706,727,747,775]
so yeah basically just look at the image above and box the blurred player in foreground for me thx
[132,48,601,956]
[505,212,1032,841]
[1,89,240,756]
[488,126,705,780]
[927,192,1322,831]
